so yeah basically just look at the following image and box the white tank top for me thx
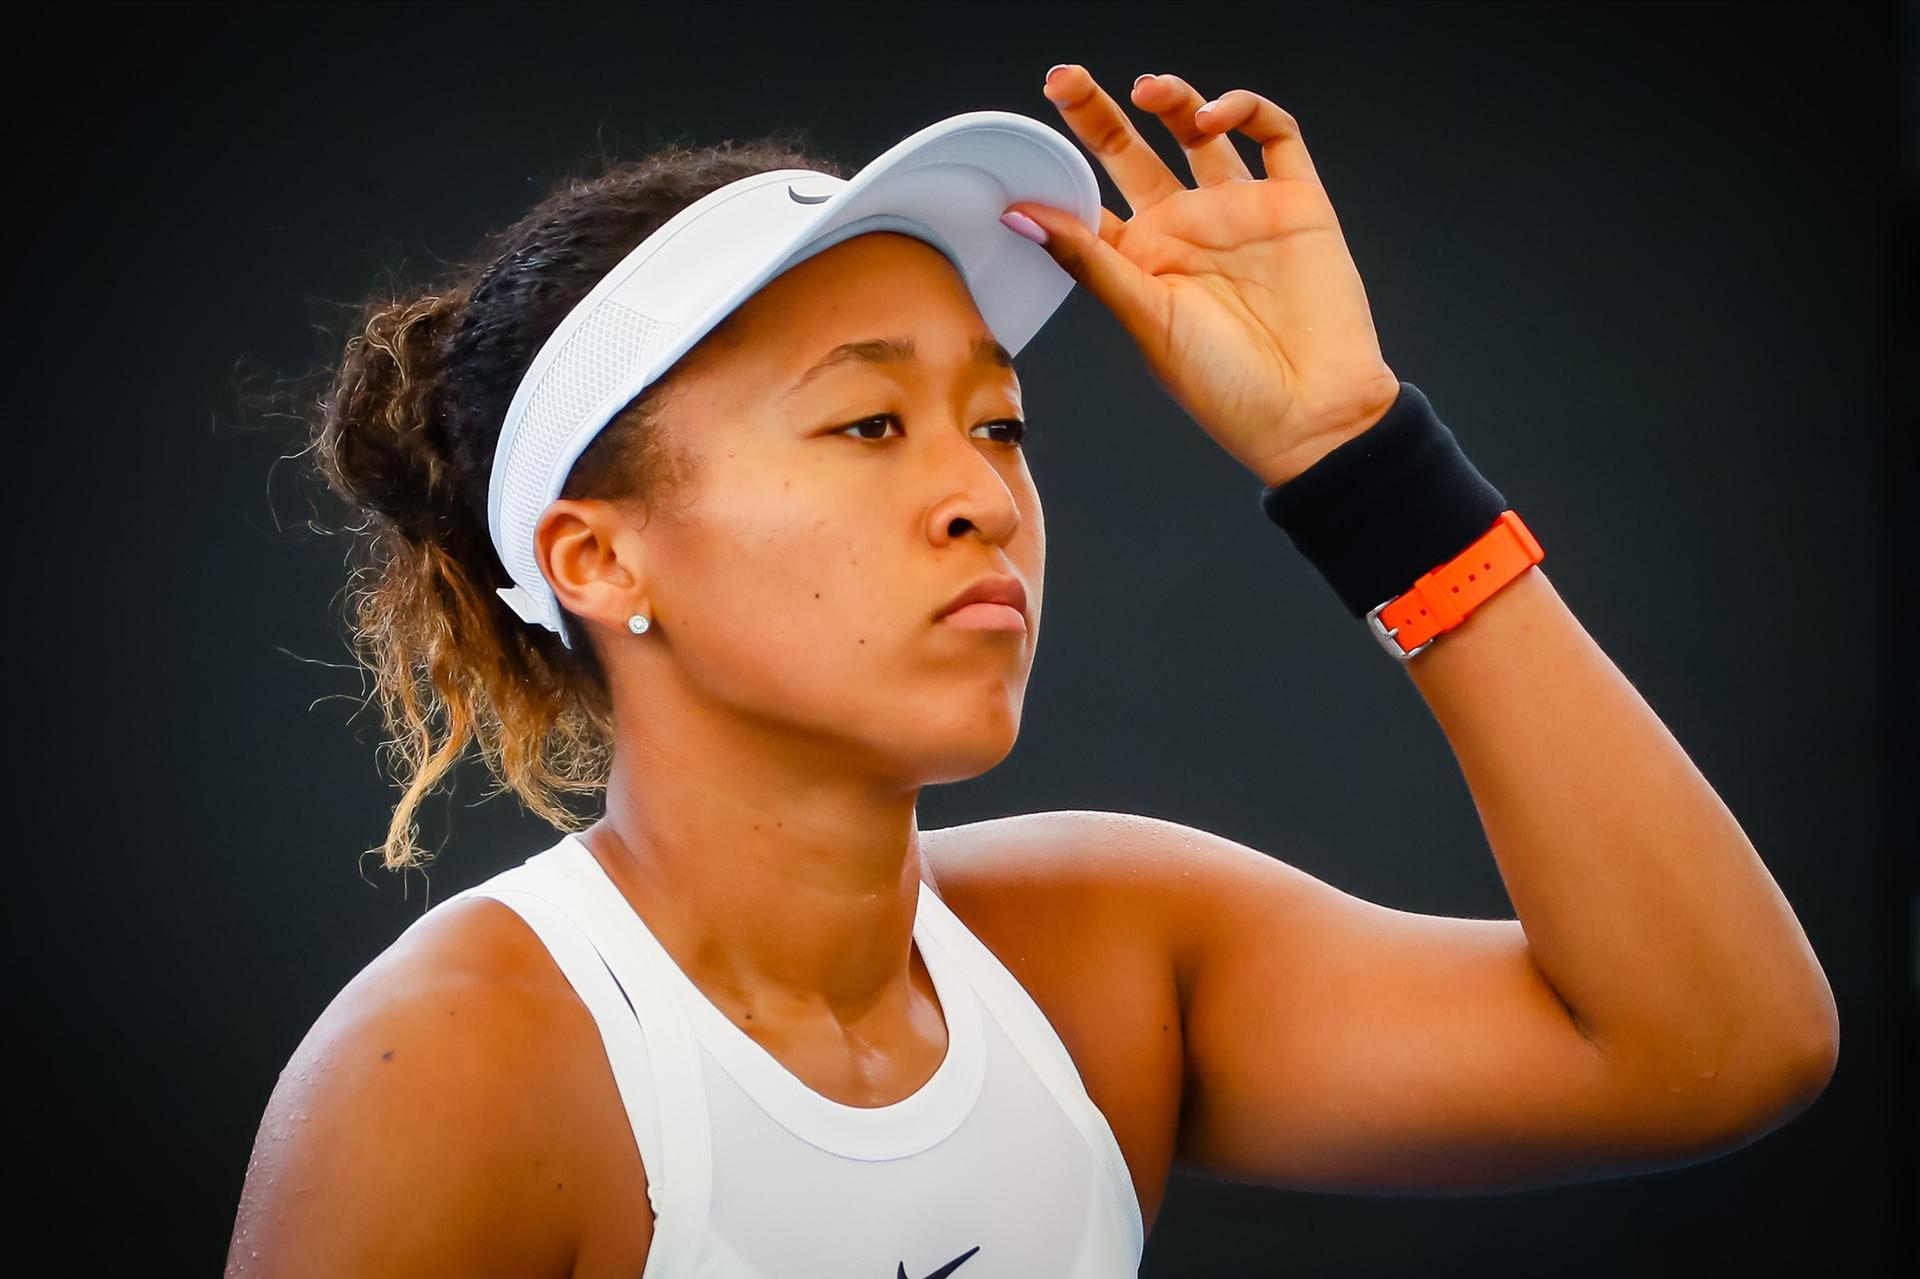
[400,832,1145,1278]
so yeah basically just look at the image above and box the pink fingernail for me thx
[1045,64,1070,86]
[1000,211,1048,245]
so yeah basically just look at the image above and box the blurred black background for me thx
[14,2,1913,1274]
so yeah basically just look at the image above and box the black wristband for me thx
[1258,382,1509,619]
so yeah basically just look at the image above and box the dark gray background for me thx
[17,1,1912,1274]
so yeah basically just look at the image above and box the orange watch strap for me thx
[1365,510,1545,660]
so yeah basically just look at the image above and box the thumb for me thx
[1002,202,1167,356]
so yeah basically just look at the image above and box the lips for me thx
[934,573,1028,623]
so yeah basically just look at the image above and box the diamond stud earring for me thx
[627,613,651,635]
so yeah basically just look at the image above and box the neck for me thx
[583,686,931,1028]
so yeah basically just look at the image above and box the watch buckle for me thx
[1366,595,1436,662]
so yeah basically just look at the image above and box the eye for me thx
[974,418,1030,447]
[829,414,1031,447]
[832,413,904,442]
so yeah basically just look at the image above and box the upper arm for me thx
[1061,811,1779,1196]
[226,901,602,1278]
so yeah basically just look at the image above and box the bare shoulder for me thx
[921,808,1216,974]
[227,894,652,1278]
[919,809,1194,1235]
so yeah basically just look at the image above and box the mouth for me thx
[938,601,1028,632]
[934,574,1029,632]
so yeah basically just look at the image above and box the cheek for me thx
[649,452,1043,716]
[661,487,915,683]
[1015,480,1046,583]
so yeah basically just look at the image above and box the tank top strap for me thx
[432,852,715,1279]
[912,882,1147,1263]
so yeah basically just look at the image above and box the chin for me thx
[905,712,1024,785]
[917,745,1020,787]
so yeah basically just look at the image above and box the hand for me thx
[1006,66,1403,486]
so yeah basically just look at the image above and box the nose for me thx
[921,428,1023,549]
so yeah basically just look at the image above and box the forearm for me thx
[1403,563,1838,1103]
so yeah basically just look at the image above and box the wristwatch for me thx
[1365,510,1545,661]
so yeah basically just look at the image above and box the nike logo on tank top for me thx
[402,834,1145,1278]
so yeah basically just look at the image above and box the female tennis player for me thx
[226,65,1837,1278]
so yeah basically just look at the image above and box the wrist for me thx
[1252,392,1402,487]
[1256,381,1514,621]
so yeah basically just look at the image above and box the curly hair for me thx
[287,131,851,873]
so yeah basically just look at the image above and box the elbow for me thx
[1776,973,1842,1110]
[1620,996,1841,1157]
[1785,998,1841,1109]
[1722,956,1843,1127]
[1783,947,1843,1104]
[1709,1003,1842,1148]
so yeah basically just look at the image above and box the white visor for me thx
[486,108,1102,648]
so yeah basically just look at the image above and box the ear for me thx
[534,499,648,637]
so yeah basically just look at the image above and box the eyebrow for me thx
[781,334,1015,400]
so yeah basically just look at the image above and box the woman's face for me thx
[579,230,1046,787]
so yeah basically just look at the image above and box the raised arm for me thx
[999,61,1833,1196]
[1159,563,1835,1193]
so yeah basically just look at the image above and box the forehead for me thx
[664,233,1013,418]
[746,233,982,343]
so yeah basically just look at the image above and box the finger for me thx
[1042,63,1187,216]
[1131,73,1254,187]
[1200,89,1321,185]
[1003,200,1170,362]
